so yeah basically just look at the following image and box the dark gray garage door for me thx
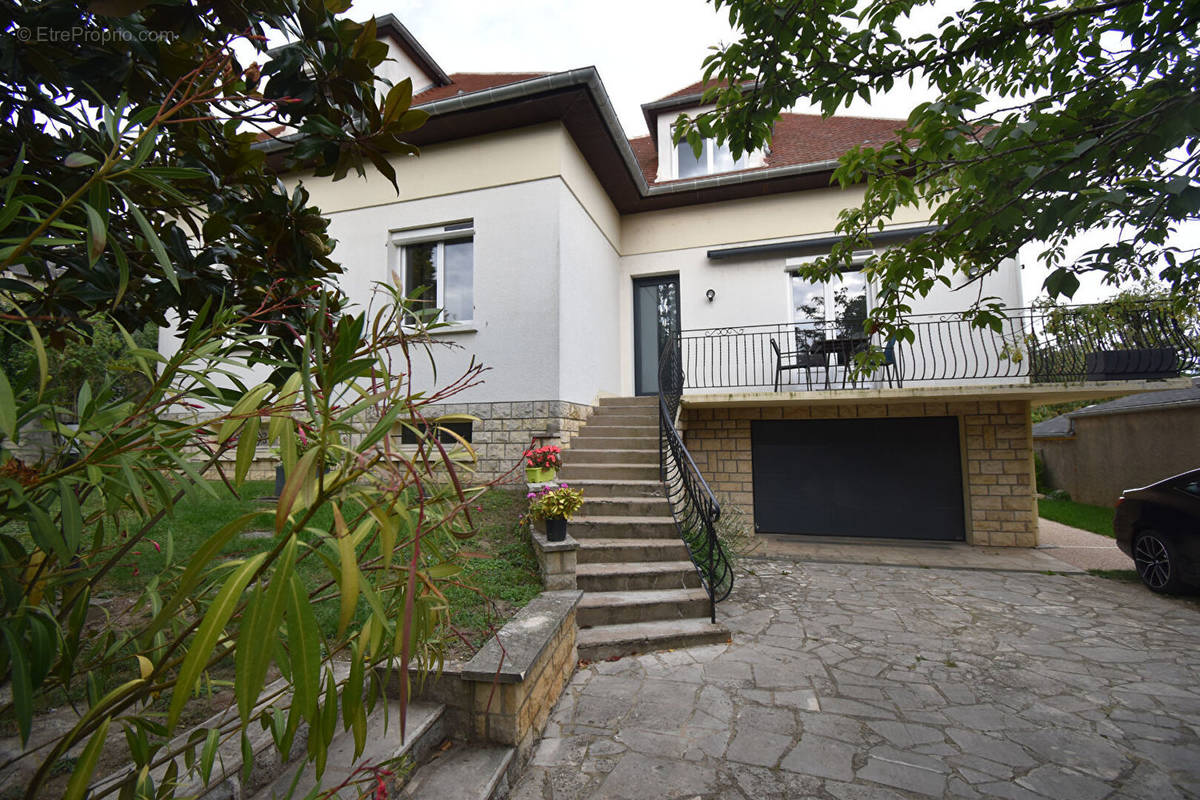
[751,417,965,540]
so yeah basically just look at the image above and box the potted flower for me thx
[527,484,584,542]
[524,444,562,483]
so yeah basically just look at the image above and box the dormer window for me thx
[675,138,747,179]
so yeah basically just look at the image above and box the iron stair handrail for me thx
[657,331,734,623]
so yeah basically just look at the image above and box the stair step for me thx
[573,424,656,437]
[567,448,658,465]
[577,618,731,661]
[252,701,445,799]
[561,463,660,480]
[570,435,658,449]
[577,561,701,592]
[597,396,658,408]
[592,410,657,422]
[570,516,678,539]
[401,743,515,800]
[568,478,663,498]
[577,538,689,563]
[577,588,711,627]
[586,496,672,516]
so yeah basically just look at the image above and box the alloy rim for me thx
[1134,535,1171,590]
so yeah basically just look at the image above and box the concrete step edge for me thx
[576,619,731,660]
[577,588,710,607]
[576,560,697,575]
[400,743,516,800]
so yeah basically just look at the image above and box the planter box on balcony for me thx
[1085,348,1179,381]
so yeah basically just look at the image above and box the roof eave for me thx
[256,69,848,213]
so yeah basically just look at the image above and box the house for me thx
[1034,377,1200,505]
[245,16,1196,554]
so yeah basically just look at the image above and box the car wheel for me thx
[1133,530,1189,594]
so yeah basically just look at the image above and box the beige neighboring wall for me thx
[1037,406,1200,506]
[681,399,1037,547]
[620,185,930,256]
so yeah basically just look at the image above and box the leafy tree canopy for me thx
[0,0,426,350]
[679,0,1200,333]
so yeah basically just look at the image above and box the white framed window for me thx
[674,138,747,179]
[388,221,474,324]
[786,251,875,336]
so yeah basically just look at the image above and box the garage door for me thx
[751,417,965,540]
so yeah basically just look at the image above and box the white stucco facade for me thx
[275,117,1027,410]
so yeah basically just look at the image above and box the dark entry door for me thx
[633,276,680,396]
[751,417,965,540]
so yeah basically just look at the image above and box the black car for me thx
[1114,468,1200,593]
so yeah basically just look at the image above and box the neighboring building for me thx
[1034,378,1200,506]
[237,17,1195,549]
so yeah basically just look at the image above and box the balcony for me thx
[673,303,1200,401]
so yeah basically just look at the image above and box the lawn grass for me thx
[1038,497,1116,538]
[91,480,540,651]
[441,487,541,656]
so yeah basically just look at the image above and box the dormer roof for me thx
[373,14,451,87]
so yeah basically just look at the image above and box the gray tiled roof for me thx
[1032,414,1074,438]
[1070,377,1200,418]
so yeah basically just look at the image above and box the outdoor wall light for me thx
[705,288,716,302]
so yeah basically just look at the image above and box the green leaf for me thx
[235,537,295,723]
[23,322,47,401]
[199,727,219,784]
[167,552,268,731]
[63,717,111,800]
[217,383,272,445]
[0,366,15,440]
[64,152,98,168]
[275,446,319,533]
[333,504,359,638]
[0,624,33,744]
[286,573,322,723]
[115,186,179,294]
[81,201,107,266]
[58,481,83,556]
[383,78,413,123]
[234,416,260,486]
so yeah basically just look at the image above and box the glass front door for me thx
[633,275,680,396]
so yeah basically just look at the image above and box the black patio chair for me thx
[771,335,827,391]
[881,336,903,387]
[841,335,902,388]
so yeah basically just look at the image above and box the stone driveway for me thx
[511,560,1200,799]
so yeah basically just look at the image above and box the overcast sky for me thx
[346,0,1189,305]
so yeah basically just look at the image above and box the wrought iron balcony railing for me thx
[676,302,1200,393]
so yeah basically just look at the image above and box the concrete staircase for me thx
[562,396,729,661]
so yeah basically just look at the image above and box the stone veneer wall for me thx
[428,400,594,482]
[406,591,582,764]
[680,399,1036,546]
[198,400,595,484]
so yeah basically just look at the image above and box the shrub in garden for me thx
[0,1,483,796]
[527,485,585,521]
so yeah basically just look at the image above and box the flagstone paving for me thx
[510,560,1200,799]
